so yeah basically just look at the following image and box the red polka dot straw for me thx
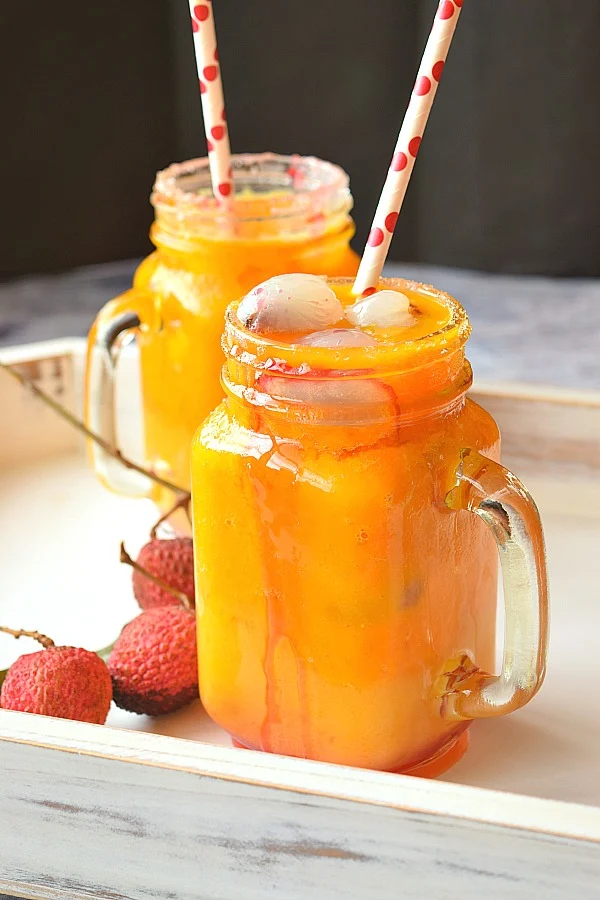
[353,0,464,296]
[188,1,232,207]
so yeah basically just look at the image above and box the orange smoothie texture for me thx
[86,191,358,506]
[191,278,500,774]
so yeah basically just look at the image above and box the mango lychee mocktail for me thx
[192,274,547,775]
[86,155,359,510]
[192,276,505,774]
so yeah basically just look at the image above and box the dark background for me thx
[2,0,600,279]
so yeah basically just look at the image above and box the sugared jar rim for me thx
[151,152,353,223]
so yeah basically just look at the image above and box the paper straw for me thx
[189,1,233,205]
[353,0,464,296]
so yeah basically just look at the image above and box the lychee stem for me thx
[0,626,55,649]
[0,361,186,497]
[150,493,192,539]
[119,542,193,611]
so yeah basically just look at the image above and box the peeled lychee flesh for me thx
[108,606,198,716]
[299,328,377,348]
[258,372,391,407]
[133,538,195,610]
[236,274,344,334]
[346,290,414,329]
[0,647,112,725]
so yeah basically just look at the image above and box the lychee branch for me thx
[0,626,116,673]
[0,361,187,497]
[0,628,56,687]
[150,493,192,538]
[120,543,193,610]
[0,626,55,649]
[0,626,58,690]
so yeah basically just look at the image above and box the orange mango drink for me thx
[191,276,502,775]
[85,154,359,509]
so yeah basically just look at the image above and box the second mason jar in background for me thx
[191,277,549,777]
[85,153,359,511]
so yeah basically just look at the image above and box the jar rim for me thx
[224,277,471,377]
[151,152,352,223]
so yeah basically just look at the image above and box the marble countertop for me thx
[0,259,598,390]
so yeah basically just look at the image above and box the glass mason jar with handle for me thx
[85,154,359,511]
[191,277,549,776]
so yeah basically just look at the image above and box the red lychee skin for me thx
[0,647,112,725]
[108,607,198,716]
[133,538,195,610]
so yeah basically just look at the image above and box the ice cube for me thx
[346,290,413,329]
[298,328,377,348]
[237,274,344,334]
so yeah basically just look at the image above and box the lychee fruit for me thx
[0,630,112,725]
[346,289,414,329]
[128,538,195,610]
[108,606,198,716]
[236,273,344,334]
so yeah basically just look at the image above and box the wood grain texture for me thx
[0,714,599,900]
[0,342,80,467]
[473,381,600,478]
[1,711,600,899]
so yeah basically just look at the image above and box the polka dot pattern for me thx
[438,1,455,19]
[391,151,408,171]
[385,212,398,233]
[368,227,384,248]
[352,0,463,297]
[408,136,422,157]
[414,76,431,96]
[189,0,232,205]
[432,60,445,82]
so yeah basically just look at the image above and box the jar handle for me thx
[85,291,153,497]
[443,449,549,721]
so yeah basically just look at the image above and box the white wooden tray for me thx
[1,340,599,899]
